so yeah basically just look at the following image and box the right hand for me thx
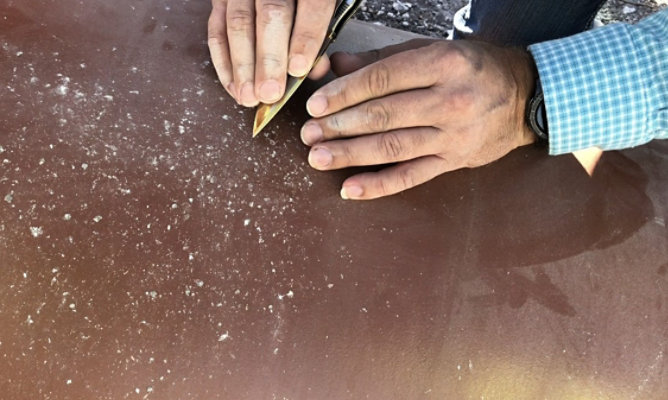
[207,0,337,107]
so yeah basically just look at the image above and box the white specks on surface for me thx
[16,51,23,56]
[218,331,230,342]
[81,163,88,170]
[171,203,178,209]
[361,307,368,313]
[39,158,45,165]
[29,226,43,238]
[147,290,158,299]
[26,315,34,325]
[55,78,70,96]
[55,84,69,96]
[103,95,114,101]
[623,5,636,14]
[277,290,294,300]
[327,283,334,289]
[222,114,230,121]
[243,219,251,227]
[4,193,13,203]
[195,279,204,287]
[66,379,72,385]
[63,213,72,221]
[273,348,279,355]
[93,215,103,223]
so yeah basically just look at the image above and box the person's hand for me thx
[300,39,538,200]
[207,0,336,107]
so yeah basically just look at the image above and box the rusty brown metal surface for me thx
[1,1,667,399]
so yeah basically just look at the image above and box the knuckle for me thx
[328,115,344,137]
[291,30,320,49]
[211,0,227,10]
[365,63,391,95]
[434,43,468,70]
[376,177,391,196]
[260,54,283,70]
[339,144,355,166]
[396,167,417,190]
[332,84,351,108]
[365,103,392,132]
[443,87,475,114]
[378,132,404,160]
[258,0,292,24]
[234,61,254,76]
[442,44,468,63]
[227,9,253,33]
[207,35,223,46]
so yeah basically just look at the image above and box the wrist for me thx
[505,47,539,147]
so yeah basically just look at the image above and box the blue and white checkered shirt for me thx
[529,9,668,155]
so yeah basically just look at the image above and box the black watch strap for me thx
[527,79,549,143]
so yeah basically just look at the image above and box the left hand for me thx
[300,39,538,200]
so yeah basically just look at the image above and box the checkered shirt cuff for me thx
[529,9,668,155]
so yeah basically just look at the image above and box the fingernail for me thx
[240,82,258,107]
[306,95,328,116]
[308,147,332,169]
[258,80,281,103]
[341,185,363,200]
[300,122,323,145]
[289,54,309,77]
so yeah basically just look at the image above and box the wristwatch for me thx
[527,78,549,143]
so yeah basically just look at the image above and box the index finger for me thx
[305,43,446,118]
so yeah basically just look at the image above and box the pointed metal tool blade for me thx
[252,73,309,137]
